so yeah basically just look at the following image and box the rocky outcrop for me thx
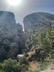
[0,11,25,59]
[23,12,54,38]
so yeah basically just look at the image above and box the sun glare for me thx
[7,0,22,6]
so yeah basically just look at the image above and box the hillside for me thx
[23,12,54,38]
[0,11,54,72]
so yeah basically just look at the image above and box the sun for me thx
[7,0,22,6]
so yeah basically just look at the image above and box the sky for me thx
[0,0,54,29]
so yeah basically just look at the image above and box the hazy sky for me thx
[0,0,54,28]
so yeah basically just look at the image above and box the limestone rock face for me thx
[0,11,25,58]
[23,12,54,38]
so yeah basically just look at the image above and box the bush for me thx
[0,59,20,72]
[0,70,4,72]
[40,62,48,71]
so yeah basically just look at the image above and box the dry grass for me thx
[29,61,40,71]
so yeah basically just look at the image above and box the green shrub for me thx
[0,70,4,72]
[40,62,48,71]
[0,59,21,72]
